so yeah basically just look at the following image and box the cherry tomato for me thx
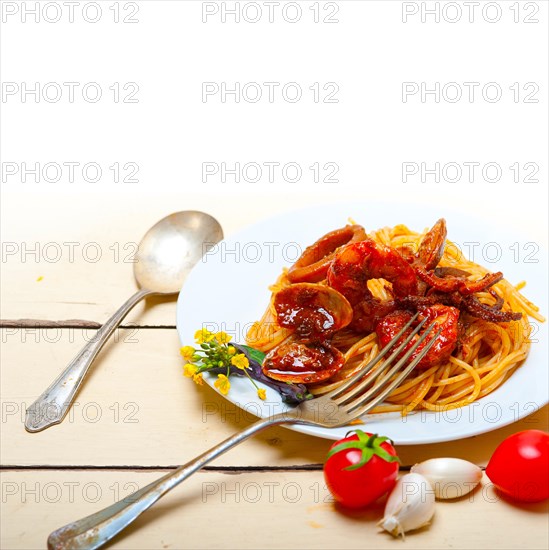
[486,430,549,502]
[323,430,399,508]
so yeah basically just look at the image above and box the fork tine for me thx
[330,312,425,400]
[340,321,438,410]
[333,314,430,405]
[345,326,443,418]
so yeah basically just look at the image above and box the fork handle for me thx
[25,288,153,433]
[47,413,290,550]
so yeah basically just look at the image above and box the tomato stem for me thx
[327,430,400,471]
[366,433,378,448]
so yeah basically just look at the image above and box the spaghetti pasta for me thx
[246,221,543,415]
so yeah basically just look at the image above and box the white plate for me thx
[176,202,548,444]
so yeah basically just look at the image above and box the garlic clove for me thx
[379,472,435,539]
[411,457,482,499]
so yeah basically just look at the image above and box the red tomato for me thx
[323,430,399,508]
[486,430,549,502]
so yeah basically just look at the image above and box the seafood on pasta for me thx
[246,219,544,415]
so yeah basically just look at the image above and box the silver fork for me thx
[48,313,441,550]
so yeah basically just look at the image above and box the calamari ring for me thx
[287,225,367,283]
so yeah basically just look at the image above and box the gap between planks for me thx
[0,464,422,473]
[0,319,175,329]
[0,464,328,473]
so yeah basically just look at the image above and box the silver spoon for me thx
[25,211,223,433]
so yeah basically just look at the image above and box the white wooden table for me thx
[1,192,548,549]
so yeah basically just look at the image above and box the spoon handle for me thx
[25,288,152,433]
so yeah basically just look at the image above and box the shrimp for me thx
[328,239,418,304]
[376,305,460,369]
[327,239,418,332]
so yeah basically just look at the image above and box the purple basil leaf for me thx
[207,343,312,405]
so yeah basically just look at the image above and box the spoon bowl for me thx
[134,211,224,294]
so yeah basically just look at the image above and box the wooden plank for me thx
[1,469,547,550]
[2,190,547,326]
[2,328,547,468]
[0,191,352,326]
[0,319,101,329]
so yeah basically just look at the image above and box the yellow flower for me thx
[257,388,266,400]
[195,328,214,344]
[215,331,231,345]
[193,373,203,386]
[231,353,249,370]
[228,345,236,355]
[183,363,198,378]
[214,374,230,395]
[180,346,196,362]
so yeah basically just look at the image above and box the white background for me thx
[1,0,548,242]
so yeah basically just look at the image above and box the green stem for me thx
[243,369,260,390]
